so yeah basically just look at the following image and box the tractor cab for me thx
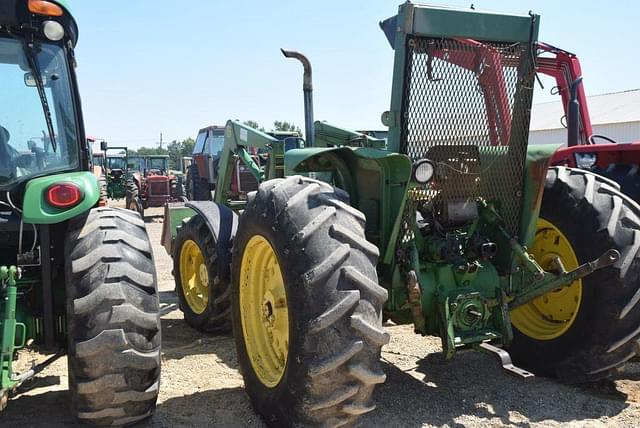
[127,155,145,173]
[106,154,127,172]
[0,0,85,196]
[0,1,161,420]
[145,155,169,176]
[186,125,225,199]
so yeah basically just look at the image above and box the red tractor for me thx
[186,125,225,200]
[536,42,640,201]
[186,126,303,200]
[126,155,186,215]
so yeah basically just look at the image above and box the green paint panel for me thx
[161,204,196,256]
[22,172,99,225]
[519,144,559,246]
[407,3,538,43]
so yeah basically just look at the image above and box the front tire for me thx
[65,207,161,426]
[173,213,232,333]
[510,167,640,382]
[231,176,389,427]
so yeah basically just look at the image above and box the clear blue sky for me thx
[70,1,639,148]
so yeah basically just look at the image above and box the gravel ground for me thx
[2,204,640,427]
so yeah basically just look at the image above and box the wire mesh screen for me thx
[401,37,536,235]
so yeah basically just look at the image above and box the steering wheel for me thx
[589,134,618,144]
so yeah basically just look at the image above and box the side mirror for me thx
[100,141,108,151]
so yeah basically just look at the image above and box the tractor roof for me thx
[0,0,79,46]
[380,3,537,49]
[198,125,225,134]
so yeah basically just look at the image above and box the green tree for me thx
[273,120,301,134]
[167,137,195,169]
[133,146,168,156]
[243,120,265,132]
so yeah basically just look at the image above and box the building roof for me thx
[530,89,640,131]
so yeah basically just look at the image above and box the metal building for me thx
[529,89,640,145]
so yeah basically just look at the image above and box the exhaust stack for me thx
[281,49,314,147]
[567,77,583,147]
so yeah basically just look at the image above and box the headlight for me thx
[574,152,596,170]
[43,20,65,41]
[413,159,435,183]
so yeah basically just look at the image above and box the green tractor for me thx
[102,145,129,200]
[162,3,640,427]
[0,1,160,424]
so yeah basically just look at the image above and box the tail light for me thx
[46,183,83,209]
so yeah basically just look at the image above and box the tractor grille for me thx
[401,37,536,235]
[238,165,259,193]
[148,179,169,197]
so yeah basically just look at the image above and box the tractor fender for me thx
[22,171,100,224]
[185,201,238,281]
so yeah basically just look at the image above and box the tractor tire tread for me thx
[232,175,386,426]
[65,207,160,426]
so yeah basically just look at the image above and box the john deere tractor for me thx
[102,146,129,200]
[162,3,640,427]
[0,1,160,424]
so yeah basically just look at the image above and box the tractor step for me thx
[477,342,534,380]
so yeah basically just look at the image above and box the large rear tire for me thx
[98,173,107,205]
[231,176,389,427]
[173,213,232,333]
[65,207,161,426]
[189,164,210,201]
[125,179,143,217]
[510,166,640,382]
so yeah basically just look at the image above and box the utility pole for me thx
[159,132,163,150]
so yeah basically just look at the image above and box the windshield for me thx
[128,157,144,172]
[148,158,167,171]
[108,157,127,170]
[0,37,79,188]
[207,134,224,156]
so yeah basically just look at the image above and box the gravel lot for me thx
[3,205,640,427]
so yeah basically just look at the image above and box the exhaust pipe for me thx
[281,49,314,147]
[567,77,583,147]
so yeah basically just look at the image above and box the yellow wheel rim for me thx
[239,235,289,388]
[179,239,209,315]
[511,218,583,340]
